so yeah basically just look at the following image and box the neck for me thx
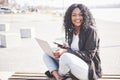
[74,26,80,35]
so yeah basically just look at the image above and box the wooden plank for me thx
[103,74,120,76]
[12,73,46,77]
[98,79,120,80]
[15,72,41,74]
[9,72,120,80]
[98,74,120,80]
[8,72,55,80]
[101,74,120,79]
[9,76,48,80]
[102,76,120,79]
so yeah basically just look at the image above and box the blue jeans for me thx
[43,53,88,80]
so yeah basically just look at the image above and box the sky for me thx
[9,0,120,8]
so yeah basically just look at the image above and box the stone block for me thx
[0,32,21,48]
[0,23,10,32]
[20,27,35,38]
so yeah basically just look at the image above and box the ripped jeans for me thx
[43,52,88,80]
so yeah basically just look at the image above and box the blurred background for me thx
[0,0,120,15]
[0,0,120,79]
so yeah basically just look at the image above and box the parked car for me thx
[0,7,12,14]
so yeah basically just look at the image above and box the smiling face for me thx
[71,8,83,28]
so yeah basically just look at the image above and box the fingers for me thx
[53,51,60,58]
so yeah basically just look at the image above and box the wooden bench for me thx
[8,72,53,80]
[99,74,120,80]
[8,72,120,80]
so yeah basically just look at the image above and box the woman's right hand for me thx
[53,49,67,58]
[53,50,60,58]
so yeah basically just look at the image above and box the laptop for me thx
[35,38,55,58]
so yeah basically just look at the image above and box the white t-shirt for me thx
[71,34,79,51]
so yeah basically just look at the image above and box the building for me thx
[0,0,8,6]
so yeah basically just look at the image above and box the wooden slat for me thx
[9,72,120,80]
[9,76,48,80]
[8,72,49,80]
[103,74,120,76]
[102,76,120,79]
[101,74,120,79]
[98,79,120,80]
[15,72,42,74]
[12,73,46,77]
[98,74,120,80]
[8,72,57,80]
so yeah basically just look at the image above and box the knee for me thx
[59,53,71,63]
[60,53,67,60]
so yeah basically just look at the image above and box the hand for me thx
[54,42,68,49]
[53,50,60,58]
[62,43,68,49]
[53,49,67,58]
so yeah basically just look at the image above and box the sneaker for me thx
[45,70,53,78]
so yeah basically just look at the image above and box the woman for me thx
[43,3,102,80]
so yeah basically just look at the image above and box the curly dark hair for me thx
[63,3,96,42]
